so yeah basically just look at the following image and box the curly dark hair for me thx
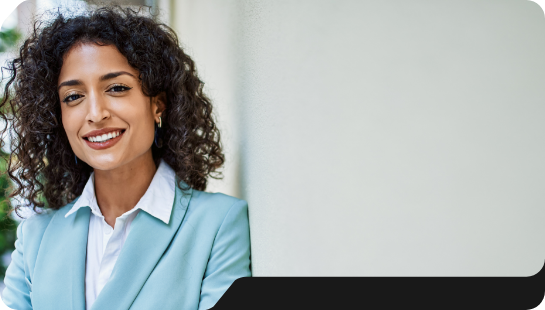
[0,5,224,215]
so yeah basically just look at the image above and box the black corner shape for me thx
[212,261,545,310]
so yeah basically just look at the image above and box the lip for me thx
[82,128,126,151]
[82,127,125,138]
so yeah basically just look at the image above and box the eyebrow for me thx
[57,71,136,90]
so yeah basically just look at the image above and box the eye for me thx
[107,84,132,93]
[63,93,83,103]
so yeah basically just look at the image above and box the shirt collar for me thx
[65,159,176,224]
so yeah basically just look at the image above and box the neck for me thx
[93,150,157,228]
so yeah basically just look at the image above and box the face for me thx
[58,43,164,171]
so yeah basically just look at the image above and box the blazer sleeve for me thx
[2,219,32,310]
[198,200,252,310]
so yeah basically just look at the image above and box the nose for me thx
[85,91,111,123]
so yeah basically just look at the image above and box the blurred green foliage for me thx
[0,27,21,281]
[0,28,21,53]
[0,151,16,281]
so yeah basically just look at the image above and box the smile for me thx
[88,130,122,142]
[83,129,126,150]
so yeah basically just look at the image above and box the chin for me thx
[84,155,125,171]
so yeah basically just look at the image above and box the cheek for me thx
[61,107,79,139]
[116,100,156,149]
[60,106,87,155]
[131,111,156,144]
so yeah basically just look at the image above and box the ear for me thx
[152,92,167,123]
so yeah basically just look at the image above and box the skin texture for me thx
[58,43,165,227]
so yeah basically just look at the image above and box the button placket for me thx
[101,219,113,254]
[97,215,130,293]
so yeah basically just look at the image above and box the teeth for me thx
[88,131,121,143]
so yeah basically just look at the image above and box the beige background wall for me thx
[169,0,545,276]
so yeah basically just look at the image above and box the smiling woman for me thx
[57,43,166,228]
[0,5,251,310]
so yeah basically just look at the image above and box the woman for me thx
[0,6,251,310]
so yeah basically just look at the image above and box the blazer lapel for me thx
[90,184,193,310]
[32,202,90,310]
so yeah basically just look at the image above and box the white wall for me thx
[171,0,545,276]
[171,0,242,198]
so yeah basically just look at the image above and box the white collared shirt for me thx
[65,160,176,310]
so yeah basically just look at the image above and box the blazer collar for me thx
[31,179,192,310]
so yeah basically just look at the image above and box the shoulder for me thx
[19,209,55,239]
[175,187,250,241]
[185,189,248,223]
[189,189,247,210]
[18,199,77,247]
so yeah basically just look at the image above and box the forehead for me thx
[59,43,138,82]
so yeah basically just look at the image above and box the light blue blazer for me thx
[2,182,252,310]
